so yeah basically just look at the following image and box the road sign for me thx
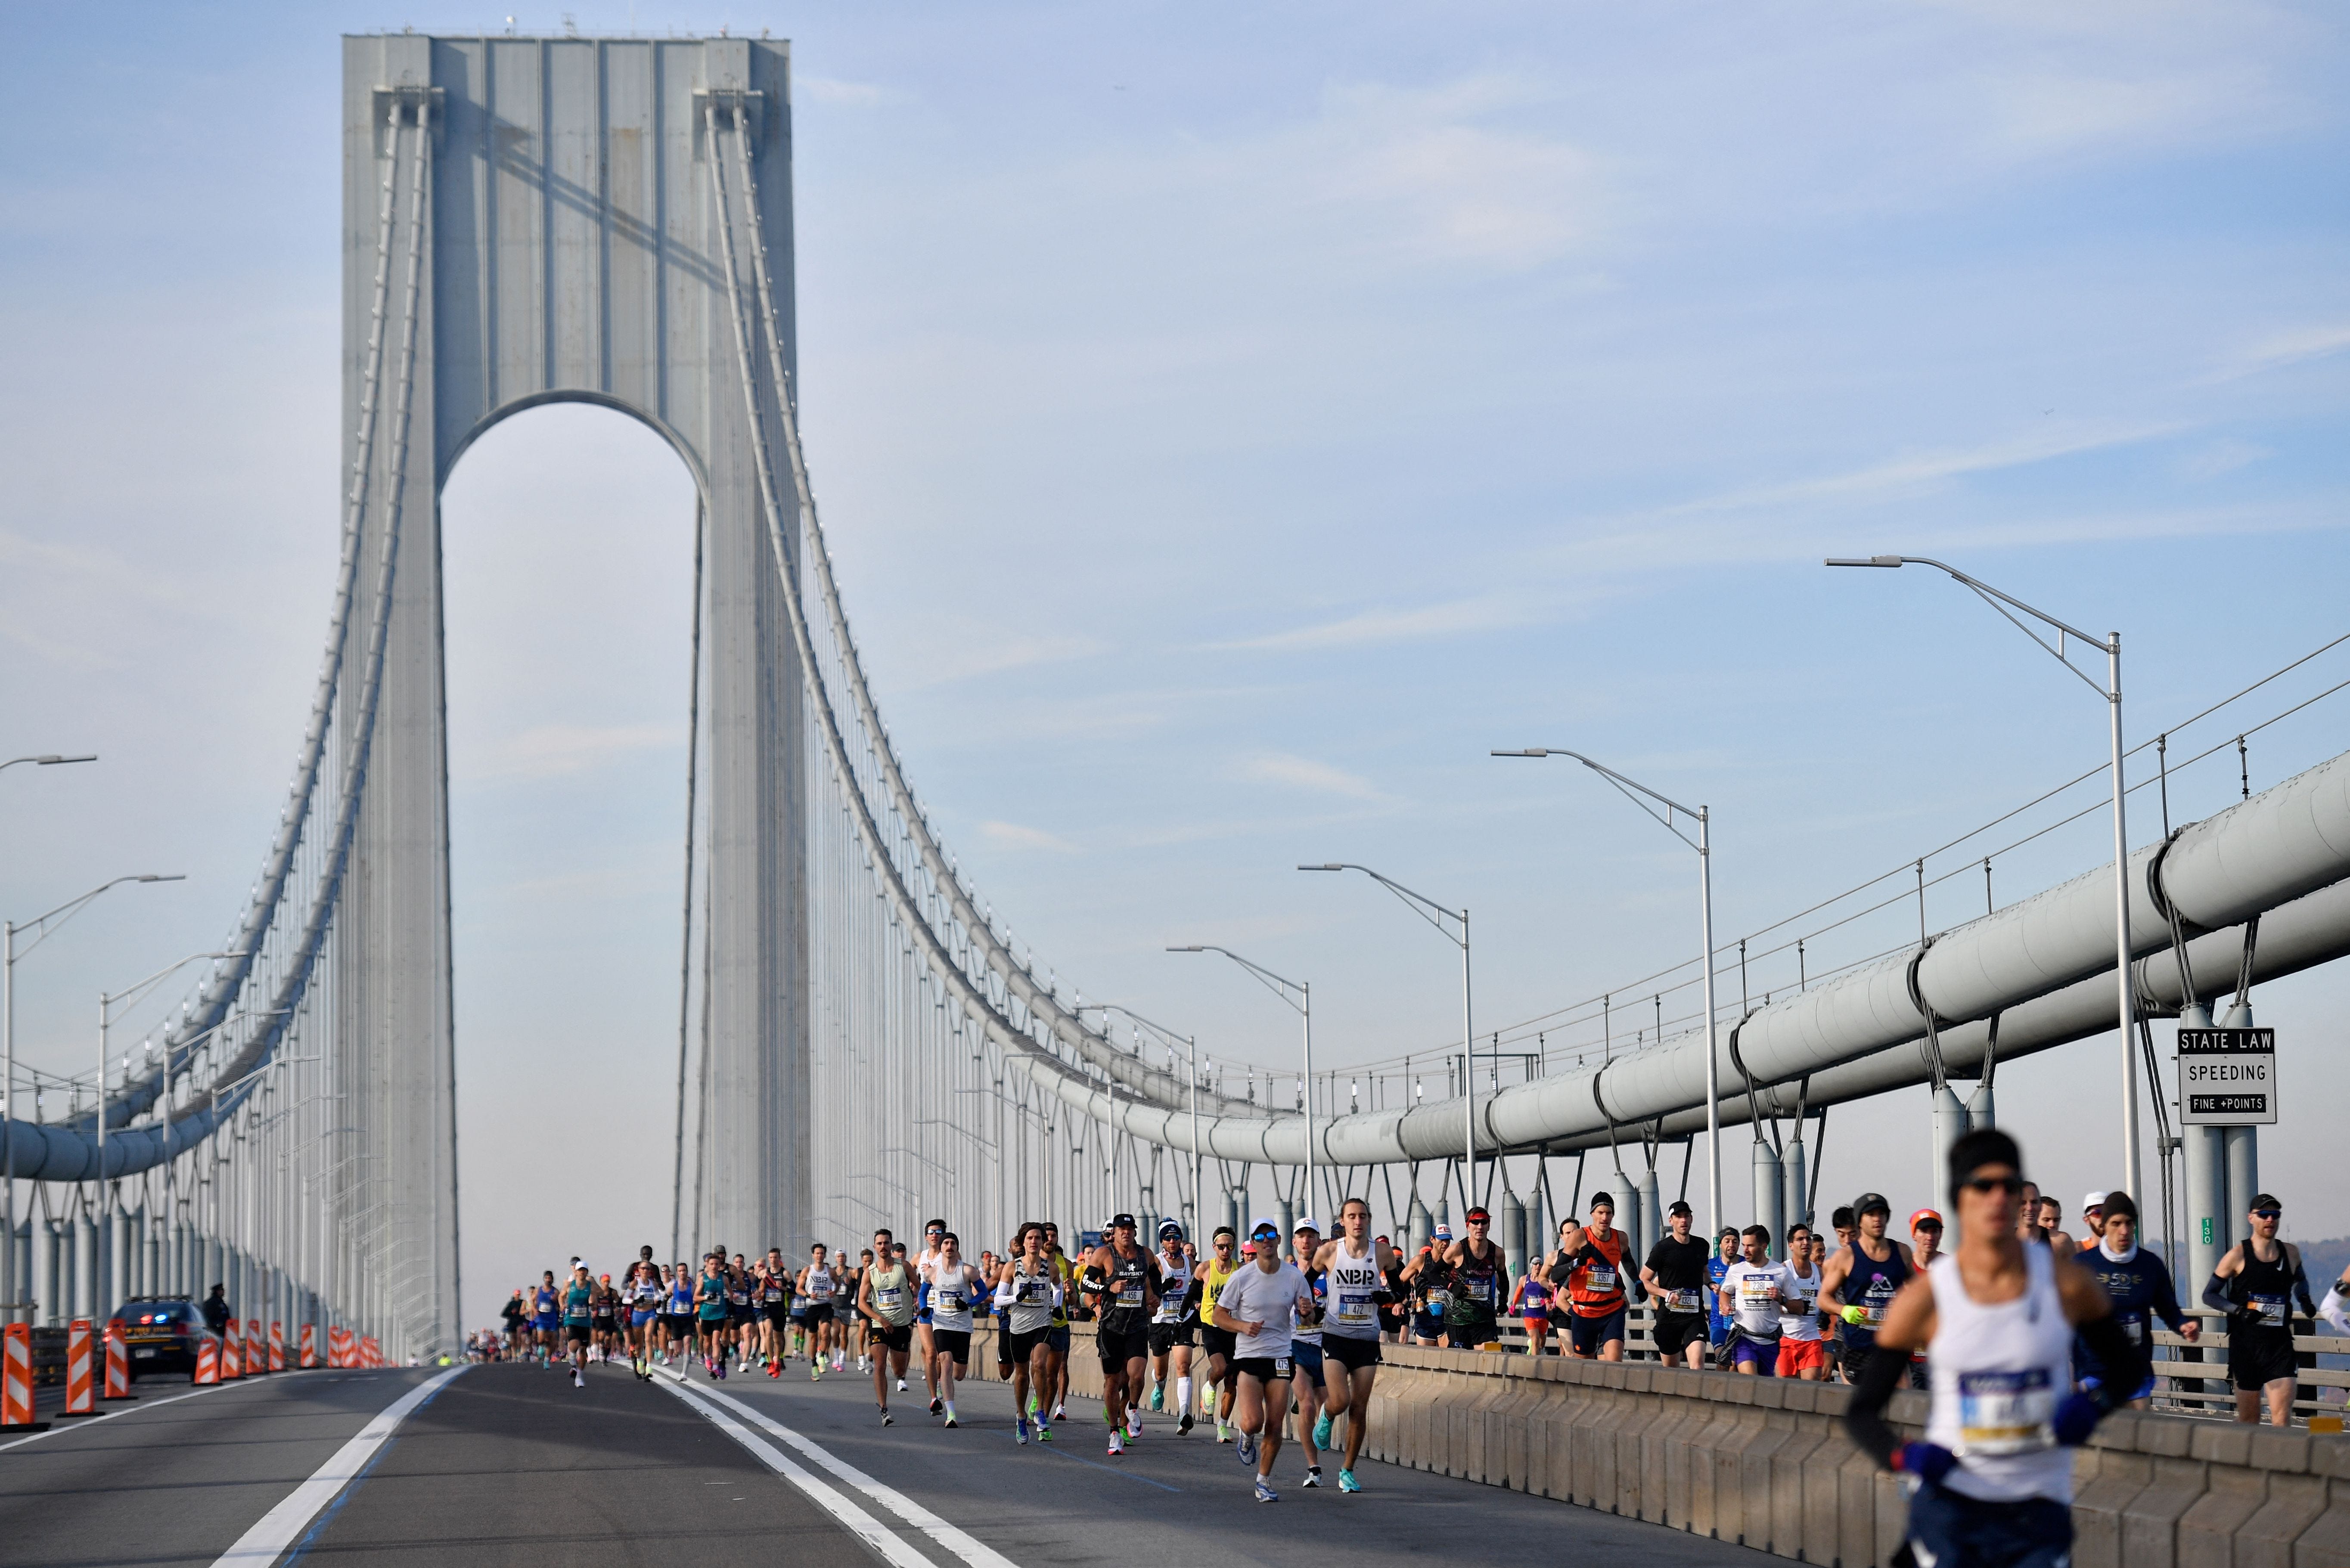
[2176,1027,2278,1126]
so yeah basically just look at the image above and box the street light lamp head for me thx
[1297,864,1344,873]
[1490,748,1547,758]
[39,755,98,766]
[1824,556,1903,568]
[134,874,188,883]
[1166,945,1204,953]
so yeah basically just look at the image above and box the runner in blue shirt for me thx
[2071,1190,2195,1405]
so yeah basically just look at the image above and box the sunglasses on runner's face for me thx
[1961,1176,2024,1196]
[2252,1209,2282,1221]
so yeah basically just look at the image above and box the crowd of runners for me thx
[473,1143,2342,1560]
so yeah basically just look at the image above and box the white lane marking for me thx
[656,1368,1021,1568]
[0,1371,345,1453]
[657,1378,934,1568]
[210,1367,466,1565]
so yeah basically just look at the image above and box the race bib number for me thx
[1583,1265,1617,1292]
[1118,1282,1145,1307]
[2121,1313,2145,1345]
[1956,1369,2055,1456]
[2251,1294,2287,1328]
[1017,1280,1049,1305]
[1334,1291,1376,1326]
[877,1286,903,1307]
[1668,1288,1703,1314]
[1273,1357,1291,1377]
[1738,1278,1776,1308]
[1860,1286,1895,1326]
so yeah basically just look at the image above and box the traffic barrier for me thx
[269,1321,285,1373]
[195,1336,219,1384]
[300,1323,317,1368]
[327,1326,346,1367]
[247,1320,264,1373]
[362,1335,380,1368]
[62,1320,94,1416]
[222,1319,242,1379]
[2,1323,42,1429]
[103,1327,133,1399]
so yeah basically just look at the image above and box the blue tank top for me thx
[534,1287,555,1317]
[1841,1242,1910,1350]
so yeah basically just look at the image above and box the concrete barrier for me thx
[965,1325,2350,1567]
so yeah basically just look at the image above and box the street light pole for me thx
[1168,946,1313,1223]
[1076,1002,1202,1235]
[1492,752,1721,1239]
[1298,864,1473,1207]
[1826,555,2138,1200]
[3,872,185,1317]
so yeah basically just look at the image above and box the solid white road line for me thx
[656,1369,1022,1568]
[210,1366,466,1566]
[656,1377,935,1568]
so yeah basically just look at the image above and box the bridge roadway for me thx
[0,1360,1776,1566]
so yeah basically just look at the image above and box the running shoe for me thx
[811,1366,821,1382]
[1149,1383,1165,1412]
[573,1369,584,1389]
[1178,1410,1195,1436]
[1313,1412,1335,1450]
[1303,1467,1322,1488]
[930,1396,944,1416]
[896,1378,908,1392]
[1255,1478,1278,1504]
[944,1413,959,1429]
[1338,1469,1361,1494]
[1238,1429,1257,1463]
[1016,1415,1031,1445]
[1037,1420,1052,1443]
[769,1360,781,1379]
[1124,1418,1139,1444]
[1108,1429,1124,1456]
[1217,1419,1233,1444]
[1051,1403,1066,1422]
[882,1410,894,1426]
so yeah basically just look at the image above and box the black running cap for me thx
[1853,1192,1892,1217]
[2250,1193,2282,1211]
[1667,1199,1693,1218]
[1110,1212,1138,1228]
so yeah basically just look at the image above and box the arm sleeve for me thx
[2201,1271,2235,1315]
[1840,1345,1911,1469]
[2292,1259,2319,1319]
[2319,1285,2350,1338]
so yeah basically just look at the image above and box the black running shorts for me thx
[1201,1326,1237,1363]
[931,1329,971,1367]
[1007,1327,1052,1365]
[2230,1329,2298,1391]
[1323,1333,1381,1372]
[566,1323,591,1343]
[1652,1309,1709,1359]
[871,1322,912,1354]
[1097,1323,1150,1369]
[1147,1322,1196,1357]
[1231,1354,1294,1384]
[803,1304,834,1329]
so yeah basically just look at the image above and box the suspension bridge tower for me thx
[339,32,811,1344]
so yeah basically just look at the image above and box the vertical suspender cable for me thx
[669,495,705,1262]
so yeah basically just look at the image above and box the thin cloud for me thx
[800,75,897,106]
[1236,753,1383,801]
[1212,594,1542,653]
[2233,323,2350,376]
[980,820,1080,853]
[464,723,679,783]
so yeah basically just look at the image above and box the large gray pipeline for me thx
[990,747,2350,1165]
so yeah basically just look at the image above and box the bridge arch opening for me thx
[438,399,701,1326]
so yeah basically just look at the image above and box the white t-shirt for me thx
[1721,1259,1794,1338]
[1215,1261,1313,1360]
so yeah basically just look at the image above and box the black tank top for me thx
[1103,1246,1153,1329]
[1841,1241,1910,1351]
[1446,1241,1504,1321]
[2227,1239,2297,1341]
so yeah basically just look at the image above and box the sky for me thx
[3,2,2348,1330]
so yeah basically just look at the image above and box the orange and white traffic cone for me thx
[2,1323,45,1430]
[195,1336,219,1385]
[222,1320,242,1380]
[300,1322,317,1369]
[62,1320,95,1416]
[269,1321,285,1373]
[246,1321,264,1374]
[103,1327,134,1400]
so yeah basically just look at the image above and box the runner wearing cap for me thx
[1082,1213,1160,1455]
[1041,1221,1074,1422]
[1310,1196,1398,1494]
[760,1247,794,1376]
[2074,1191,2193,1409]
[1215,1218,1316,1503]
[924,1231,984,1429]
[1287,1219,1332,1485]
[860,1232,919,1423]
[1198,1224,1243,1440]
[1640,1199,1713,1368]
[2203,1193,2317,1426]
[913,1220,947,1408]
[1551,1193,1631,1362]
[563,1265,595,1387]
[1438,1205,1508,1349]
[1147,1220,1202,1431]
[1845,1128,2146,1568]
[1912,1210,1946,1269]
[695,1254,732,1377]
[1707,1227,1739,1357]
[2078,1193,2106,1254]
[1821,1193,1915,1384]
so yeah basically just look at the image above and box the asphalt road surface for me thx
[0,1356,1778,1567]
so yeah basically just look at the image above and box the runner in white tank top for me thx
[1844,1129,2148,1568]
[1310,1196,1403,1495]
